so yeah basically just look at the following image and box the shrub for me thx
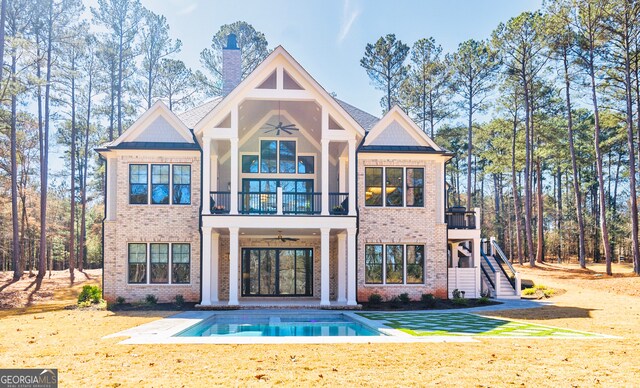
[522,288,537,296]
[388,296,401,308]
[115,296,126,305]
[78,285,102,305]
[543,289,555,298]
[477,296,491,305]
[174,294,185,307]
[368,293,383,304]
[145,294,158,305]
[452,297,468,306]
[421,293,437,308]
[398,293,411,304]
[534,284,548,290]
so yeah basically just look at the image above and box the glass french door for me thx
[242,248,313,296]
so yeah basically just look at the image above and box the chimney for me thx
[222,33,241,96]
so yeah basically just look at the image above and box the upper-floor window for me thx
[248,139,313,175]
[129,163,191,205]
[364,167,424,207]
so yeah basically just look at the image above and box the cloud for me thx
[177,3,198,15]
[337,0,361,44]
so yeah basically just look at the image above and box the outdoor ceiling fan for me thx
[263,101,299,135]
[264,231,300,242]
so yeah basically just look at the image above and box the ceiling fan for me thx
[264,231,300,242]
[263,101,299,135]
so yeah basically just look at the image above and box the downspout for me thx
[193,129,204,304]
[444,157,451,299]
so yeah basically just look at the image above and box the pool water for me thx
[175,313,381,337]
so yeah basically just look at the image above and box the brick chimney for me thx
[222,33,241,96]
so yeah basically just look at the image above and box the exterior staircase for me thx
[480,238,521,299]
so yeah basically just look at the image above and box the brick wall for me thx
[103,152,202,303]
[357,157,448,302]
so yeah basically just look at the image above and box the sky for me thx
[133,0,543,117]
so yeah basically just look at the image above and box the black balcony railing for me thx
[445,206,476,229]
[210,191,230,214]
[329,192,349,215]
[282,192,321,214]
[238,192,277,214]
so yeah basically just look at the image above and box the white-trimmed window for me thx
[129,163,191,205]
[364,167,424,207]
[127,243,191,284]
[364,244,425,285]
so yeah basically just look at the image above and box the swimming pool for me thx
[174,313,381,337]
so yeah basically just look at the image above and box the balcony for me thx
[209,191,349,216]
[445,206,479,229]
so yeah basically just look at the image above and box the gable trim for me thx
[364,106,442,151]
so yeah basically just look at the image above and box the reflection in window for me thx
[385,168,404,207]
[172,244,190,284]
[150,243,169,283]
[242,155,259,173]
[365,245,383,284]
[129,165,148,204]
[365,168,383,206]
[279,141,296,173]
[406,168,424,207]
[406,245,424,283]
[260,140,277,173]
[297,156,314,174]
[128,243,147,283]
[151,164,170,204]
[172,165,191,204]
[385,245,404,284]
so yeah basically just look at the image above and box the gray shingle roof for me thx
[335,99,380,132]
[177,97,223,128]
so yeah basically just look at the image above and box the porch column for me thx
[320,227,330,306]
[346,227,357,305]
[228,227,239,305]
[211,232,219,302]
[230,137,239,215]
[321,140,329,215]
[348,139,356,216]
[202,136,211,215]
[200,226,212,305]
[473,238,481,298]
[337,232,347,303]
[338,156,347,193]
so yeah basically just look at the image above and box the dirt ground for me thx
[0,264,638,387]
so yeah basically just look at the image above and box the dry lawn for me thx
[0,264,639,387]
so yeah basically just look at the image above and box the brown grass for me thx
[1,264,639,387]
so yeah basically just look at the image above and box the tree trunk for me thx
[466,95,473,210]
[556,166,562,262]
[79,59,94,272]
[10,53,20,281]
[522,68,535,266]
[535,157,544,263]
[118,31,123,135]
[69,55,77,282]
[511,113,524,265]
[561,49,586,267]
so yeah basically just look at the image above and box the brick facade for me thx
[102,151,202,303]
[357,157,448,302]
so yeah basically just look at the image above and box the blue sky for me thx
[138,0,543,117]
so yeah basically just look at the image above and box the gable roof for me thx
[335,99,380,132]
[178,97,223,128]
[100,101,196,151]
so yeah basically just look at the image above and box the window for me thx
[279,141,296,173]
[151,164,170,204]
[260,140,277,173]
[242,155,259,173]
[385,245,404,283]
[406,245,424,283]
[385,168,404,207]
[150,243,169,283]
[172,244,190,284]
[129,165,148,204]
[128,243,147,283]
[365,245,383,284]
[298,156,314,174]
[172,165,191,205]
[364,244,425,285]
[406,168,424,207]
[365,168,383,206]
[128,242,190,284]
[364,167,424,207]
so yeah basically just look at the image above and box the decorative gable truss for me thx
[363,106,443,150]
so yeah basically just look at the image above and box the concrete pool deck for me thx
[104,299,613,344]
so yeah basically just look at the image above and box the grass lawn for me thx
[1,263,639,386]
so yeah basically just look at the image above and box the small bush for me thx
[78,285,102,305]
[534,284,548,290]
[174,294,185,307]
[368,293,383,304]
[145,294,158,305]
[522,288,537,296]
[421,293,437,308]
[115,296,126,305]
[543,289,555,298]
[452,297,468,306]
[388,296,401,308]
[477,296,491,305]
[398,293,411,304]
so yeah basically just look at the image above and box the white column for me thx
[346,227,357,305]
[230,138,239,215]
[200,227,212,305]
[320,227,330,306]
[228,227,239,305]
[211,232,219,302]
[337,232,346,303]
[338,156,347,193]
[348,139,356,216]
[321,140,329,215]
[474,238,481,298]
[202,137,211,215]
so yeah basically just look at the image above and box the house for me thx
[97,35,519,307]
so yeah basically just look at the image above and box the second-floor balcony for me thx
[446,206,479,230]
[209,191,349,216]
